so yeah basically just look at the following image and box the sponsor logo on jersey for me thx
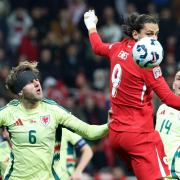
[160,110,165,115]
[153,66,162,79]
[15,118,23,126]
[40,115,50,126]
[118,50,129,60]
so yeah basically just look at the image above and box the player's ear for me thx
[172,82,175,90]
[18,90,23,96]
[132,30,139,40]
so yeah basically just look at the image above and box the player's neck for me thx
[21,100,40,110]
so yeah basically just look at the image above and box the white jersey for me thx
[155,104,180,179]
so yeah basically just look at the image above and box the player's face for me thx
[137,23,159,40]
[173,71,180,96]
[21,79,43,102]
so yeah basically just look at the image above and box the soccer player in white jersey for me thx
[53,127,93,180]
[0,61,108,180]
[155,70,180,179]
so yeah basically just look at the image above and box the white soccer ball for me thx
[132,37,163,68]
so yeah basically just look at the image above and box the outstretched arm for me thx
[62,116,109,140]
[56,108,108,140]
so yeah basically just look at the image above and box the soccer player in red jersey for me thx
[84,10,180,180]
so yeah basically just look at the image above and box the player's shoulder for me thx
[0,99,20,112]
[157,103,167,113]
[157,103,178,115]
[158,103,167,109]
[42,98,58,105]
[8,99,20,106]
[109,38,134,50]
[108,41,122,50]
[108,38,126,49]
[42,98,69,112]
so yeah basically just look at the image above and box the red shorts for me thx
[109,130,170,180]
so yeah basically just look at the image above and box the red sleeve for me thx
[89,32,111,57]
[142,66,180,110]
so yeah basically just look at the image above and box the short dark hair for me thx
[122,13,158,38]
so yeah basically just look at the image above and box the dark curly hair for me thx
[122,13,158,38]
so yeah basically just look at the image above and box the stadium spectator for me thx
[30,5,50,41]
[50,8,76,46]
[99,6,122,43]
[61,43,85,88]
[18,26,40,62]
[67,0,87,26]
[6,7,33,53]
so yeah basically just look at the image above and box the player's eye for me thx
[146,33,154,36]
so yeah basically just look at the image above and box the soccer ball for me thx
[132,37,163,68]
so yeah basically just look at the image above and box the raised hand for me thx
[84,10,98,31]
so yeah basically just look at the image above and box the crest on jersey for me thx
[40,115,50,126]
[153,67,162,79]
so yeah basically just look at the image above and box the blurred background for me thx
[0,0,179,179]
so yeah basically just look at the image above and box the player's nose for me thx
[33,79,39,87]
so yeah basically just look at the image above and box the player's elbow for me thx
[81,144,93,159]
[93,45,102,55]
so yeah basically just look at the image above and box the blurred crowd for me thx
[0,0,179,179]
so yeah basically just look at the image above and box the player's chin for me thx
[35,94,43,101]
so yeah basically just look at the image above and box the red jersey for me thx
[89,32,180,132]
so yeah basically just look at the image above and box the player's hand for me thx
[70,172,83,180]
[84,10,98,30]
